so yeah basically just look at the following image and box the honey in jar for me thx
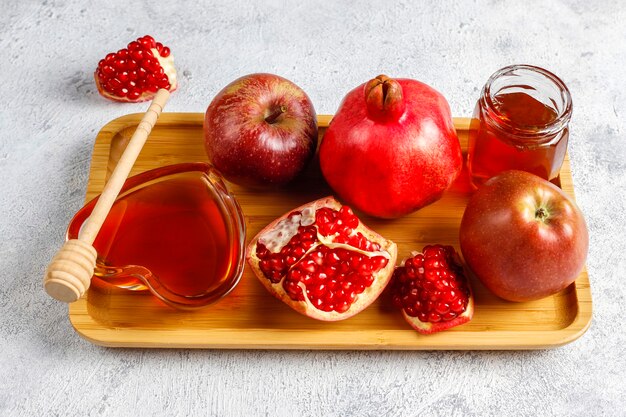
[467,65,573,188]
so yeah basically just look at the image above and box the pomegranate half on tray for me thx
[247,197,397,321]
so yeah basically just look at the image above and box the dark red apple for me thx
[459,170,588,302]
[204,73,317,187]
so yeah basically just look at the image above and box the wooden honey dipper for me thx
[44,89,170,303]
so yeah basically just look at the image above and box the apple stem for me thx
[265,105,287,124]
[535,207,549,221]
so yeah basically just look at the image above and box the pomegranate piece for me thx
[391,245,474,334]
[95,35,177,103]
[247,197,397,321]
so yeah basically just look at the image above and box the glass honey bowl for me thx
[67,162,246,310]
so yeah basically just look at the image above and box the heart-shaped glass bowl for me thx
[67,162,246,310]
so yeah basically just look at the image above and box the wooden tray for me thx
[68,113,592,349]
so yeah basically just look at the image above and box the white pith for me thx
[258,207,315,253]
[152,48,178,90]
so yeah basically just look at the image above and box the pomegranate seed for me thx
[159,81,171,90]
[259,259,271,272]
[142,58,160,74]
[443,289,457,302]
[146,72,158,85]
[428,312,442,323]
[130,49,145,61]
[363,274,375,285]
[126,89,141,101]
[435,302,449,315]
[113,58,126,69]
[451,297,466,313]
[425,269,438,281]
[161,46,170,57]
[335,301,350,313]
[270,257,284,270]
[319,303,334,312]
[443,311,457,321]
[106,78,122,91]
[127,41,141,50]
[105,53,116,62]
[139,35,156,49]
[101,65,116,76]
[371,256,388,270]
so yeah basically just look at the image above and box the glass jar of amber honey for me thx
[467,64,572,188]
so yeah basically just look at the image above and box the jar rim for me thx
[482,64,573,136]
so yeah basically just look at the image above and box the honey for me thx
[68,163,246,309]
[467,65,572,188]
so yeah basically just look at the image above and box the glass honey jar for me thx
[467,64,573,188]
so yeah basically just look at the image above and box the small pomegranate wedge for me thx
[95,35,177,102]
[391,245,474,334]
[247,197,397,321]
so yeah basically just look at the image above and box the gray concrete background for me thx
[1,1,624,416]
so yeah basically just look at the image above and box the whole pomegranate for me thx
[319,75,462,218]
[247,197,397,321]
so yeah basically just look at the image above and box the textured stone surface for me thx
[1,1,625,415]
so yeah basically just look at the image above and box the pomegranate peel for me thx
[247,197,397,321]
[392,245,474,334]
[95,35,177,103]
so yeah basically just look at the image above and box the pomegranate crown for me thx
[364,75,405,121]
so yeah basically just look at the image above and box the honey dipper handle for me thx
[43,89,170,303]
[80,89,170,244]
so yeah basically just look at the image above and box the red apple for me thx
[459,170,588,302]
[204,73,317,187]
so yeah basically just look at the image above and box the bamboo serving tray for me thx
[68,113,592,349]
